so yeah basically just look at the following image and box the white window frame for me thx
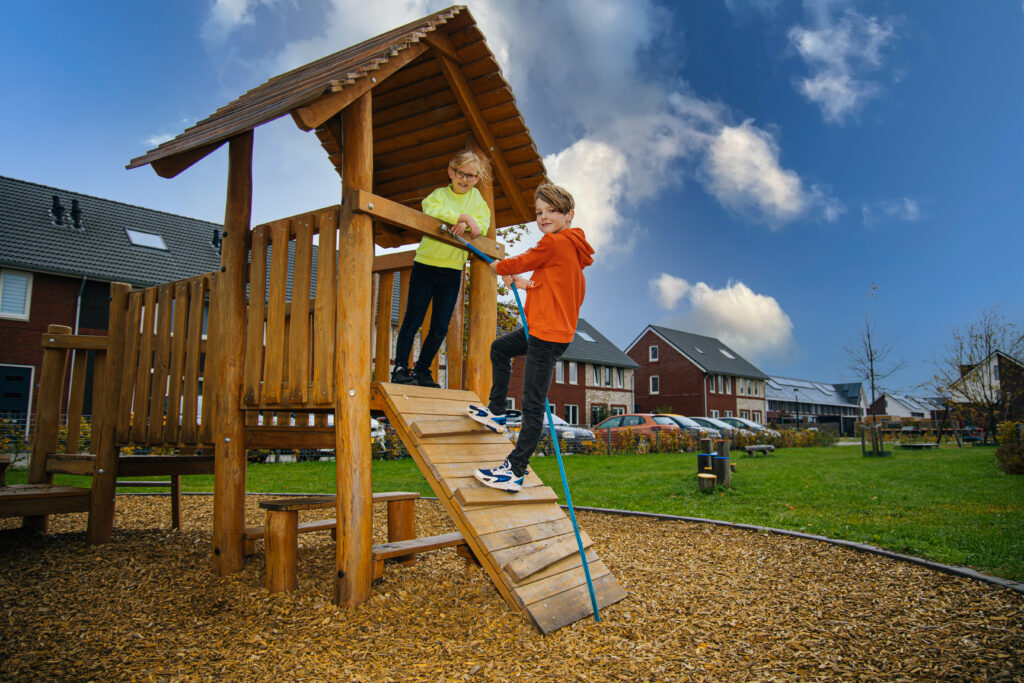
[615,367,624,388]
[709,374,716,394]
[592,364,601,386]
[604,366,613,387]
[612,406,626,416]
[753,411,762,423]
[0,270,33,321]
[564,404,579,425]
[649,345,659,362]
[650,375,659,394]
[506,397,516,410]
[710,409,719,418]
[740,410,750,419]
[725,410,733,417]
[555,361,564,384]
[568,362,578,385]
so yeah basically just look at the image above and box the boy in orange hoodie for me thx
[468,183,595,492]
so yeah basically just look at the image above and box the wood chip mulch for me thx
[1,495,1022,682]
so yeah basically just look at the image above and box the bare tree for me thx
[932,307,1024,443]
[845,317,905,456]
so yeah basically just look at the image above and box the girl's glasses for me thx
[453,169,479,181]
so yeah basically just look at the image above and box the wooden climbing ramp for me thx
[370,382,627,634]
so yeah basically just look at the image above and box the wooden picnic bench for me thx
[246,491,468,592]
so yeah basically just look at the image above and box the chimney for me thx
[211,229,222,254]
[71,199,83,230]
[51,195,65,225]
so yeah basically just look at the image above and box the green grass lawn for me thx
[8,444,1023,581]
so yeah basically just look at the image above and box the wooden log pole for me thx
[24,324,72,532]
[464,143,497,401]
[698,472,718,491]
[387,498,417,566]
[714,439,732,488]
[87,283,130,544]
[335,93,375,607]
[211,130,253,576]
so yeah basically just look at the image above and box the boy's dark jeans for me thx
[394,262,462,374]
[487,327,568,477]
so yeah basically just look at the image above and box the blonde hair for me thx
[449,150,492,185]
[535,183,575,214]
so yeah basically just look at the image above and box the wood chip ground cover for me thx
[1,496,1021,681]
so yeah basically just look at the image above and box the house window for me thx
[719,375,725,393]
[725,410,733,417]
[604,366,613,387]
[612,406,626,416]
[725,376,732,394]
[649,345,659,361]
[569,362,578,384]
[505,397,516,411]
[555,361,564,383]
[740,410,750,419]
[709,375,716,394]
[616,368,624,388]
[650,375,659,394]
[753,411,762,423]
[564,404,579,425]
[0,270,32,320]
[125,228,168,250]
[591,404,608,425]
[592,364,601,386]
[710,409,720,418]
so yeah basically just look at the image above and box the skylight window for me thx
[693,346,704,353]
[125,228,168,250]
[719,348,735,359]
[576,331,595,342]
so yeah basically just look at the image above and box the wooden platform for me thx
[0,484,91,518]
[371,382,626,634]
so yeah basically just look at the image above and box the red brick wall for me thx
[628,329,710,416]
[506,358,589,423]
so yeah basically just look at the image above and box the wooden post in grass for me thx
[714,439,732,488]
[698,473,717,491]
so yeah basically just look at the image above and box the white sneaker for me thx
[467,404,507,433]
[473,460,523,492]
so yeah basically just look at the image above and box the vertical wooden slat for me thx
[313,209,337,405]
[180,278,204,443]
[212,130,253,576]
[165,280,190,443]
[445,275,465,390]
[199,278,214,444]
[465,145,498,400]
[289,216,313,404]
[244,225,268,405]
[262,219,289,404]
[25,324,72,532]
[66,350,88,454]
[336,94,374,607]
[398,268,411,368]
[117,293,143,443]
[132,287,157,444]
[87,283,130,544]
[374,271,395,381]
[91,351,106,456]
[148,284,173,443]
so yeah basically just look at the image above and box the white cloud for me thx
[789,7,897,123]
[861,196,922,227]
[202,0,262,44]
[659,279,795,361]
[650,273,691,310]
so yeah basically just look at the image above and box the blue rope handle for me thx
[441,225,601,622]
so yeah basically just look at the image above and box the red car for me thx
[592,413,681,452]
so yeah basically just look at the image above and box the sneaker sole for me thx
[473,470,521,492]
[467,406,507,434]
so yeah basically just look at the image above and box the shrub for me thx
[995,421,1024,474]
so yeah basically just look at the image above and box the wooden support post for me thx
[170,474,182,530]
[387,498,416,566]
[212,130,253,576]
[265,509,298,592]
[445,275,465,390]
[25,324,71,532]
[87,283,130,544]
[714,440,732,488]
[335,92,374,607]
[465,144,497,401]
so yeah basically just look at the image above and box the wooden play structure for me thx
[1,6,624,633]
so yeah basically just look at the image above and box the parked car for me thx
[592,413,681,452]
[717,416,780,437]
[658,414,722,439]
[688,416,752,437]
[508,411,595,446]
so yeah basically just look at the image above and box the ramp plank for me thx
[370,381,625,634]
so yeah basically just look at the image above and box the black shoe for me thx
[390,367,416,384]
[413,368,440,388]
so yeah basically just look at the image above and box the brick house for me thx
[504,318,638,426]
[626,324,768,423]
[0,176,222,435]
[767,377,866,434]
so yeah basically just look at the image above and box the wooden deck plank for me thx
[500,532,594,583]
[454,484,558,507]
[526,573,628,635]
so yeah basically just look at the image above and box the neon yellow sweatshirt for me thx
[415,185,492,270]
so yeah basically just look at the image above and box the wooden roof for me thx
[126,5,546,230]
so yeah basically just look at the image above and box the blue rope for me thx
[443,227,601,622]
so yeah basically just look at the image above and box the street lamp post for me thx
[794,387,800,429]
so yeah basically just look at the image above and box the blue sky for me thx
[2,1,1021,394]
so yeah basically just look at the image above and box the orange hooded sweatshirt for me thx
[495,227,595,343]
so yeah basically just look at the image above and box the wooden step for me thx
[372,531,466,561]
[0,484,91,518]
[502,532,594,583]
[453,484,558,507]
[411,417,493,439]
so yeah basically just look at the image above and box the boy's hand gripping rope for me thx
[440,224,600,622]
